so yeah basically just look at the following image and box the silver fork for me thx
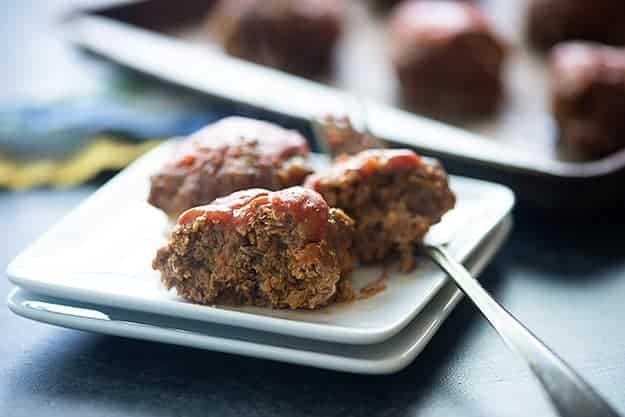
[311,107,621,417]
[423,234,620,417]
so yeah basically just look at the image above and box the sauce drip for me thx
[178,186,329,242]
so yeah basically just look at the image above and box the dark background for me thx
[1,1,625,416]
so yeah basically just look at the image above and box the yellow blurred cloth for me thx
[0,136,162,190]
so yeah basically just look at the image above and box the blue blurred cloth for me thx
[0,90,312,189]
[0,98,226,160]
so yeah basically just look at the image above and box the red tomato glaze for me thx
[178,186,329,242]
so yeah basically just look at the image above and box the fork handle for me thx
[426,245,620,417]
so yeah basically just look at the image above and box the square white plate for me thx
[7,215,511,374]
[7,143,514,344]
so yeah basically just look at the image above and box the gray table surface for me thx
[2,2,625,416]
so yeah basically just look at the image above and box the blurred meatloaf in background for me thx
[306,149,455,272]
[148,117,312,217]
[550,42,625,158]
[315,115,386,158]
[153,187,356,309]
[209,0,346,78]
[372,0,473,12]
[389,0,507,120]
[527,0,625,50]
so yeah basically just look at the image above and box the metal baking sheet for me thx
[65,0,625,209]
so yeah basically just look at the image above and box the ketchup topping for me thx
[178,186,329,242]
[305,149,421,188]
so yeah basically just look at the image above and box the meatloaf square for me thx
[305,149,455,272]
[148,117,312,217]
[209,0,345,78]
[153,187,355,309]
[550,42,625,157]
[389,0,507,120]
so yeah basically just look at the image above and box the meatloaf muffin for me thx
[305,149,455,272]
[527,0,625,50]
[373,0,472,12]
[315,115,386,157]
[550,42,625,157]
[209,0,345,78]
[148,117,312,217]
[153,187,355,309]
[389,0,507,120]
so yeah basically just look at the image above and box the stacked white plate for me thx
[6,144,514,374]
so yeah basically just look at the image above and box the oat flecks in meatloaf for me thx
[148,117,312,217]
[153,187,355,310]
[305,149,455,272]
